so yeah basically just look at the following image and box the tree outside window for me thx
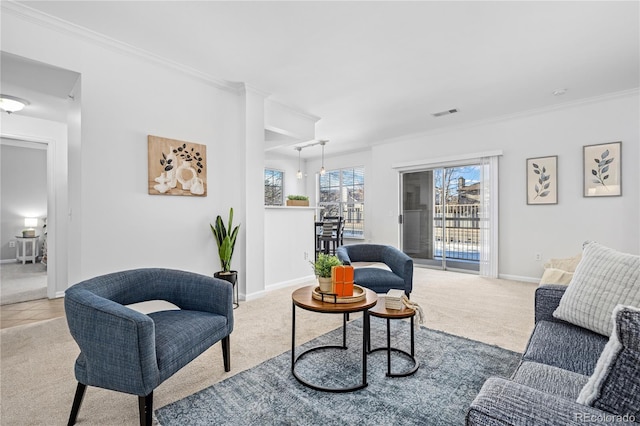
[264,169,284,206]
[319,166,364,238]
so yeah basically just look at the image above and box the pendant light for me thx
[319,140,327,175]
[295,147,302,179]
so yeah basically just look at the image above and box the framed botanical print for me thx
[583,141,621,197]
[526,155,558,205]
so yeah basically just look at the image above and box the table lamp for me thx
[23,217,38,237]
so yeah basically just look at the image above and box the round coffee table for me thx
[368,296,420,377]
[291,285,378,392]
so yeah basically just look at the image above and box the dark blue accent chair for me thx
[64,268,234,426]
[336,244,413,296]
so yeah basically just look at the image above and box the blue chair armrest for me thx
[336,246,351,265]
[383,247,413,294]
[65,287,159,395]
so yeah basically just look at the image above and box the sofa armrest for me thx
[467,377,622,425]
[535,284,567,324]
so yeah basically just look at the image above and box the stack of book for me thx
[385,289,405,310]
[331,265,354,297]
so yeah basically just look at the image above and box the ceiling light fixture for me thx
[0,95,30,114]
[319,140,327,175]
[552,88,567,96]
[295,147,303,179]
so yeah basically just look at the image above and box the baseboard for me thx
[499,274,540,283]
[0,259,17,264]
[244,275,316,301]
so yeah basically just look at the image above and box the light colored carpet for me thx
[0,268,537,425]
[0,262,47,305]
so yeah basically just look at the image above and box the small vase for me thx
[318,277,333,293]
[176,160,196,190]
[190,177,204,195]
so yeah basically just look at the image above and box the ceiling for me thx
[1,52,80,123]
[6,1,640,158]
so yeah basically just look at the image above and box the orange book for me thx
[333,265,355,297]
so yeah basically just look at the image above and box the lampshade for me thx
[0,95,30,114]
[24,218,38,228]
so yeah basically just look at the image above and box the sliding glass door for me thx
[401,165,481,272]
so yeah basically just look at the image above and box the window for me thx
[264,169,284,206]
[319,166,364,238]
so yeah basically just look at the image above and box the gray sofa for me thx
[467,283,639,425]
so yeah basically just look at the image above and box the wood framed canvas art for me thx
[583,141,621,197]
[526,155,558,205]
[148,135,207,196]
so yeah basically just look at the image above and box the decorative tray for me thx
[311,285,366,304]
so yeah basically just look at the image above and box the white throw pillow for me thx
[553,242,640,336]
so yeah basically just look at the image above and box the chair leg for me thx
[67,382,87,426]
[222,335,231,372]
[138,392,153,426]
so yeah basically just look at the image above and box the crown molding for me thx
[373,88,640,148]
[2,1,241,94]
[266,97,321,123]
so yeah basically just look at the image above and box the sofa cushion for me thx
[523,320,607,376]
[577,305,640,418]
[513,361,589,400]
[553,242,640,336]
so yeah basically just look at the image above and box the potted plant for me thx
[286,195,309,207]
[311,253,342,292]
[210,208,240,306]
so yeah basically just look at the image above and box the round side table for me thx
[368,296,420,377]
[291,285,378,392]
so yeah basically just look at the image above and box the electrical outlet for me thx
[9,241,16,248]
[535,253,542,261]
[303,251,308,260]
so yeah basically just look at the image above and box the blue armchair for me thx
[64,268,234,426]
[336,244,413,296]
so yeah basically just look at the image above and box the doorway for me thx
[0,140,48,304]
[401,165,481,272]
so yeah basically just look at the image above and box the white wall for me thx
[264,207,316,292]
[265,151,309,201]
[369,92,639,281]
[2,9,247,288]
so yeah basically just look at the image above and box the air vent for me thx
[431,108,459,117]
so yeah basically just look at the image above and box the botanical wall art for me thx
[148,135,207,196]
[526,155,558,205]
[583,141,621,197]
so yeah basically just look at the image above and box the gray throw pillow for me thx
[577,305,640,418]
[553,242,640,336]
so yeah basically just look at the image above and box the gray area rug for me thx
[156,317,521,425]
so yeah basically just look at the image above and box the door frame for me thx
[1,133,67,299]
[393,150,502,277]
